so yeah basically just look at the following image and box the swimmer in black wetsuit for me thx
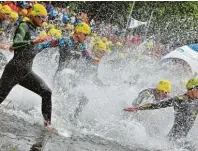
[125,78,198,140]
[0,3,53,127]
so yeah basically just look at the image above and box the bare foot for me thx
[45,125,58,134]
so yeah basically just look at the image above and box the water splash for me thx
[0,46,196,150]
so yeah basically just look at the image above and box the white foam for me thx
[1,46,196,150]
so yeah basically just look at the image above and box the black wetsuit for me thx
[0,21,52,123]
[132,88,162,106]
[139,95,198,140]
[54,37,91,77]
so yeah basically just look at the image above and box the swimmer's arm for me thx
[132,90,151,106]
[139,97,176,110]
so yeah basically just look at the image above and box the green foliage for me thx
[132,1,198,45]
[48,1,198,44]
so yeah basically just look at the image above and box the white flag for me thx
[128,17,147,29]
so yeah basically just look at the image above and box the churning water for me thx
[0,46,197,151]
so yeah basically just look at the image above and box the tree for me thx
[132,1,198,45]
[48,1,198,45]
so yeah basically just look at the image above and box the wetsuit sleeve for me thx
[139,97,178,110]
[132,90,152,106]
[36,38,64,50]
[13,23,33,49]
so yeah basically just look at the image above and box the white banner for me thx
[161,45,198,73]
[128,17,147,29]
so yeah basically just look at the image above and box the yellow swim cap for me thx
[157,80,172,93]
[1,5,12,14]
[30,3,47,16]
[186,78,198,90]
[75,22,91,35]
[94,40,107,51]
[48,28,62,38]
[10,11,19,21]
[116,42,122,47]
